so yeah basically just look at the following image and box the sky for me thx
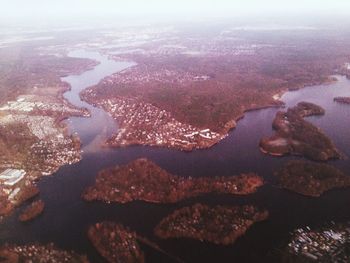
[1,0,350,21]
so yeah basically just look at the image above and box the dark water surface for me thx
[1,50,350,263]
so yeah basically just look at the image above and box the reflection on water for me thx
[1,50,350,263]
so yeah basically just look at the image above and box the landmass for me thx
[0,46,97,219]
[154,203,268,245]
[260,102,341,161]
[79,24,350,152]
[18,199,45,222]
[334,96,350,104]
[275,160,350,197]
[82,158,263,204]
[0,184,39,221]
[0,243,89,263]
[283,222,350,262]
[1,23,349,219]
[1,21,350,263]
[88,222,144,263]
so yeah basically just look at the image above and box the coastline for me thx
[78,62,341,152]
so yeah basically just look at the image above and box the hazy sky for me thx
[1,0,350,20]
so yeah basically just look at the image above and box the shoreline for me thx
[79,66,340,152]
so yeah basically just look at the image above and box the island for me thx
[284,222,350,262]
[154,203,268,245]
[82,158,264,204]
[275,160,350,197]
[88,222,144,263]
[334,96,350,104]
[0,243,89,263]
[260,102,341,161]
[19,199,45,222]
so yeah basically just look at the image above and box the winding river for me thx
[1,50,350,263]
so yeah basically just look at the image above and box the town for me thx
[101,66,212,86]
[0,67,92,219]
[81,91,223,151]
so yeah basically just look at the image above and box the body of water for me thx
[1,50,350,263]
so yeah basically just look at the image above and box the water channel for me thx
[1,50,350,262]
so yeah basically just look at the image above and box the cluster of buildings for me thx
[30,136,81,175]
[0,94,83,209]
[0,114,81,175]
[104,31,267,59]
[0,96,87,117]
[98,97,220,150]
[202,42,274,56]
[0,93,83,171]
[0,169,26,202]
[0,169,26,187]
[288,224,350,262]
[102,66,211,86]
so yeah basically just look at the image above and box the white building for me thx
[0,169,26,186]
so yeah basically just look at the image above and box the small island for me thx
[260,102,341,161]
[334,96,350,104]
[0,183,39,221]
[154,203,268,245]
[275,160,350,197]
[82,158,264,204]
[19,199,45,222]
[0,243,89,263]
[88,222,144,263]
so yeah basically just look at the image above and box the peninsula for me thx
[260,102,341,161]
[18,199,45,222]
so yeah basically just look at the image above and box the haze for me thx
[1,0,350,21]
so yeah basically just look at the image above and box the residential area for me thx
[81,90,222,151]
[0,91,87,219]
[287,223,350,262]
